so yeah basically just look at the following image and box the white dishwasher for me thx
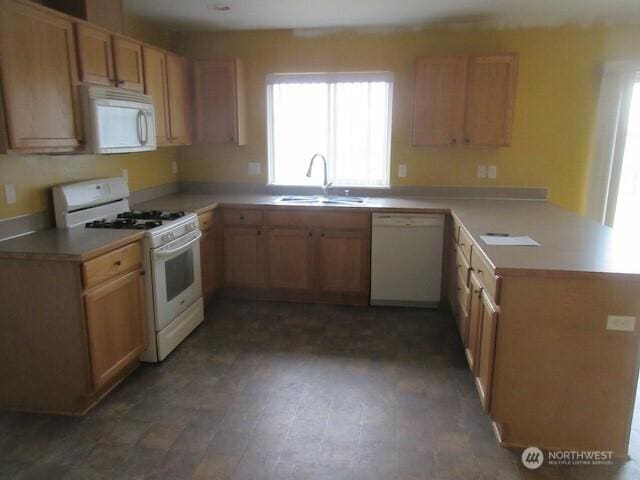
[370,213,444,307]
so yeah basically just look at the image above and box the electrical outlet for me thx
[4,183,16,205]
[477,165,487,178]
[398,164,407,178]
[488,165,497,179]
[607,315,636,332]
[171,161,178,174]
[248,162,261,176]
[122,169,128,182]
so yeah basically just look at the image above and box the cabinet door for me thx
[112,35,144,91]
[166,53,192,145]
[200,225,221,302]
[84,270,146,390]
[143,46,171,145]
[412,56,467,146]
[75,23,114,87]
[223,227,267,289]
[317,229,369,297]
[194,58,247,145]
[0,0,82,151]
[465,272,483,372]
[476,290,499,412]
[463,54,518,146]
[267,228,315,292]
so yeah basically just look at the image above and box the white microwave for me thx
[81,86,156,154]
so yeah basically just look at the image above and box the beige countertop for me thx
[2,192,638,275]
[0,227,144,262]
[136,193,640,278]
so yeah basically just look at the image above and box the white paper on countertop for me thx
[480,235,540,246]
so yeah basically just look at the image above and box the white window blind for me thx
[267,72,393,187]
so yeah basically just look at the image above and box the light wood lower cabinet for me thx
[0,239,146,414]
[84,269,145,390]
[199,210,220,303]
[475,290,498,411]
[267,228,315,292]
[317,229,369,297]
[465,271,482,371]
[223,226,267,289]
[221,207,370,304]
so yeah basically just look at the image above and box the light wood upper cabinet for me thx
[84,269,146,390]
[75,23,114,87]
[194,58,247,145]
[412,56,467,146]
[143,46,171,145]
[317,229,369,297]
[464,54,518,146]
[413,53,518,147]
[166,53,192,145]
[223,227,267,289]
[268,228,315,292]
[0,0,83,152]
[112,35,144,92]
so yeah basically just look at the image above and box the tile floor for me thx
[1,300,640,479]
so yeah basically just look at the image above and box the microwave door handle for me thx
[141,111,149,145]
[155,232,202,257]
[136,109,143,145]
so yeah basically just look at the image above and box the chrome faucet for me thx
[306,153,332,196]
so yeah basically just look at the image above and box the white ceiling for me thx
[124,0,640,31]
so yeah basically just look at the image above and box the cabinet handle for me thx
[239,216,245,220]
[257,230,261,236]
[451,138,457,144]
[320,233,325,237]
[308,232,313,237]
[115,79,125,86]
[464,138,471,144]
[460,242,465,247]
[477,269,483,274]
[113,260,122,266]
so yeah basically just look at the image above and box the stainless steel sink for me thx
[276,195,321,203]
[276,195,367,205]
[321,196,367,204]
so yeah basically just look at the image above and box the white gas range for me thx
[52,177,204,362]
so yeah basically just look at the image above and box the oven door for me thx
[150,229,202,331]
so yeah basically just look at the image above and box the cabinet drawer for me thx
[455,245,471,286]
[266,210,369,230]
[471,249,501,304]
[198,211,215,231]
[458,226,473,262]
[222,208,264,226]
[83,242,142,289]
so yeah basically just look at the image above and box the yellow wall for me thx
[172,24,640,213]
[0,15,177,221]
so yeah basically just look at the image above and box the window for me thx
[267,72,393,187]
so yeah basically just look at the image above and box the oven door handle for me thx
[154,231,202,257]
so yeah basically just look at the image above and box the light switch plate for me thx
[398,164,407,178]
[477,165,487,178]
[171,161,178,174]
[4,183,16,205]
[122,169,128,182]
[248,162,261,176]
[607,315,636,332]
[488,165,497,179]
